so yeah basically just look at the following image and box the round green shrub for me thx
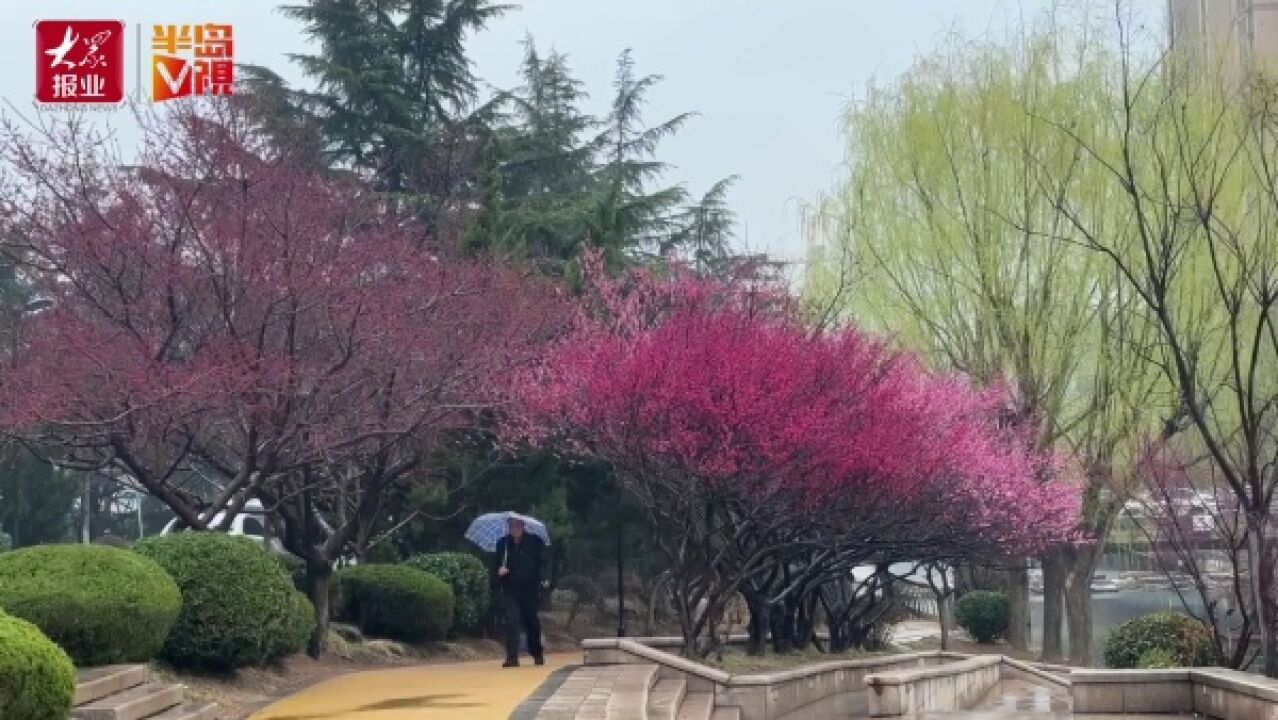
[405,553,488,634]
[1103,611,1216,669]
[954,590,1010,644]
[0,610,76,720]
[271,590,315,659]
[1137,646,1180,669]
[0,544,180,665]
[134,534,313,670]
[332,564,454,642]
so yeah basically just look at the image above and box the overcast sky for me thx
[2,1,1164,263]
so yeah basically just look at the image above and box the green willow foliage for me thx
[811,28,1158,449]
[808,7,1278,670]
[804,15,1168,662]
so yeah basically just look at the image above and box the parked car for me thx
[160,499,289,556]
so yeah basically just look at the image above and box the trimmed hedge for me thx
[955,590,1010,644]
[273,590,316,659]
[0,610,76,720]
[1103,611,1216,669]
[332,564,454,642]
[405,553,489,634]
[0,544,180,665]
[135,534,312,670]
[1137,647,1180,669]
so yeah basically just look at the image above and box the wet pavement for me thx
[914,679,1198,719]
[249,653,577,720]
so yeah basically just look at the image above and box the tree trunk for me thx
[743,589,770,655]
[938,594,951,651]
[769,601,792,654]
[1064,542,1103,665]
[80,475,91,544]
[794,594,815,652]
[1040,549,1067,661]
[1247,515,1278,677]
[1005,561,1031,651]
[674,590,700,657]
[1064,570,1093,666]
[307,563,332,659]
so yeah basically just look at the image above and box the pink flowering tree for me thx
[0,103,562,653]
[506,260,1078,654]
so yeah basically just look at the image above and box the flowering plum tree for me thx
[507,260,1079,654]
[0,103,562,653]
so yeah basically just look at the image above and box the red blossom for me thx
[507,259,1079,556]
[0,104,564,540]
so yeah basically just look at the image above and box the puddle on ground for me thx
[912,678,1072,718]
[971,679,1072,713]
[914,678,1199,718]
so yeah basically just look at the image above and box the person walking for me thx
[494,516,549,667]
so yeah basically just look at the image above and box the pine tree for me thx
[586,50,692,267]
[466,39,597,270]
[244,0,508,239]
[665,176,740,275]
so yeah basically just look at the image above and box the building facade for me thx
[1168,0,1278,76]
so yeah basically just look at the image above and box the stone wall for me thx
[1072,667,1278,718]
[582,638,962,720]
[865,655,1002,717]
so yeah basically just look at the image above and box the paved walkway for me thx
[914,679,1196,719]
[250,654,577,720]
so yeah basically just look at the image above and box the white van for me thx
[159,499,288,556]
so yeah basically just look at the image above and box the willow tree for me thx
[807,24,1162,660]
[1037,7,1278,673]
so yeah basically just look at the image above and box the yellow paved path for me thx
[250,653,576,720]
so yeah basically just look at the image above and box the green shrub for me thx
[0,544,180,665]
[332,564,454,642]
[405,553,488,634]
[1103,611,1216,669]
[272,591,315,659]
[0,610,76,720]
[0,531,11,553]
[135,534,313,670]
[1137,647,1180,669]
[954,590,1010,644]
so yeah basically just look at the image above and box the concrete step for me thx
[607,664,659,720]
[710,708,740,720]
[675,691,714,720]
[647,678,687,720]
[146,702,223,720]
[74,665,149,706]
[72,682,184,720]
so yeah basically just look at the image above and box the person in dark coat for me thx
[494,516,549,667]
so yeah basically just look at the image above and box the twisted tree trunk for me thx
[1005,562,1031,652]
[1040,549,1067,661]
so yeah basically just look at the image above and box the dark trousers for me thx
[503,590,543,660]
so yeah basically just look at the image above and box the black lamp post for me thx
[616,513,626,637]
[615,482,627,637]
